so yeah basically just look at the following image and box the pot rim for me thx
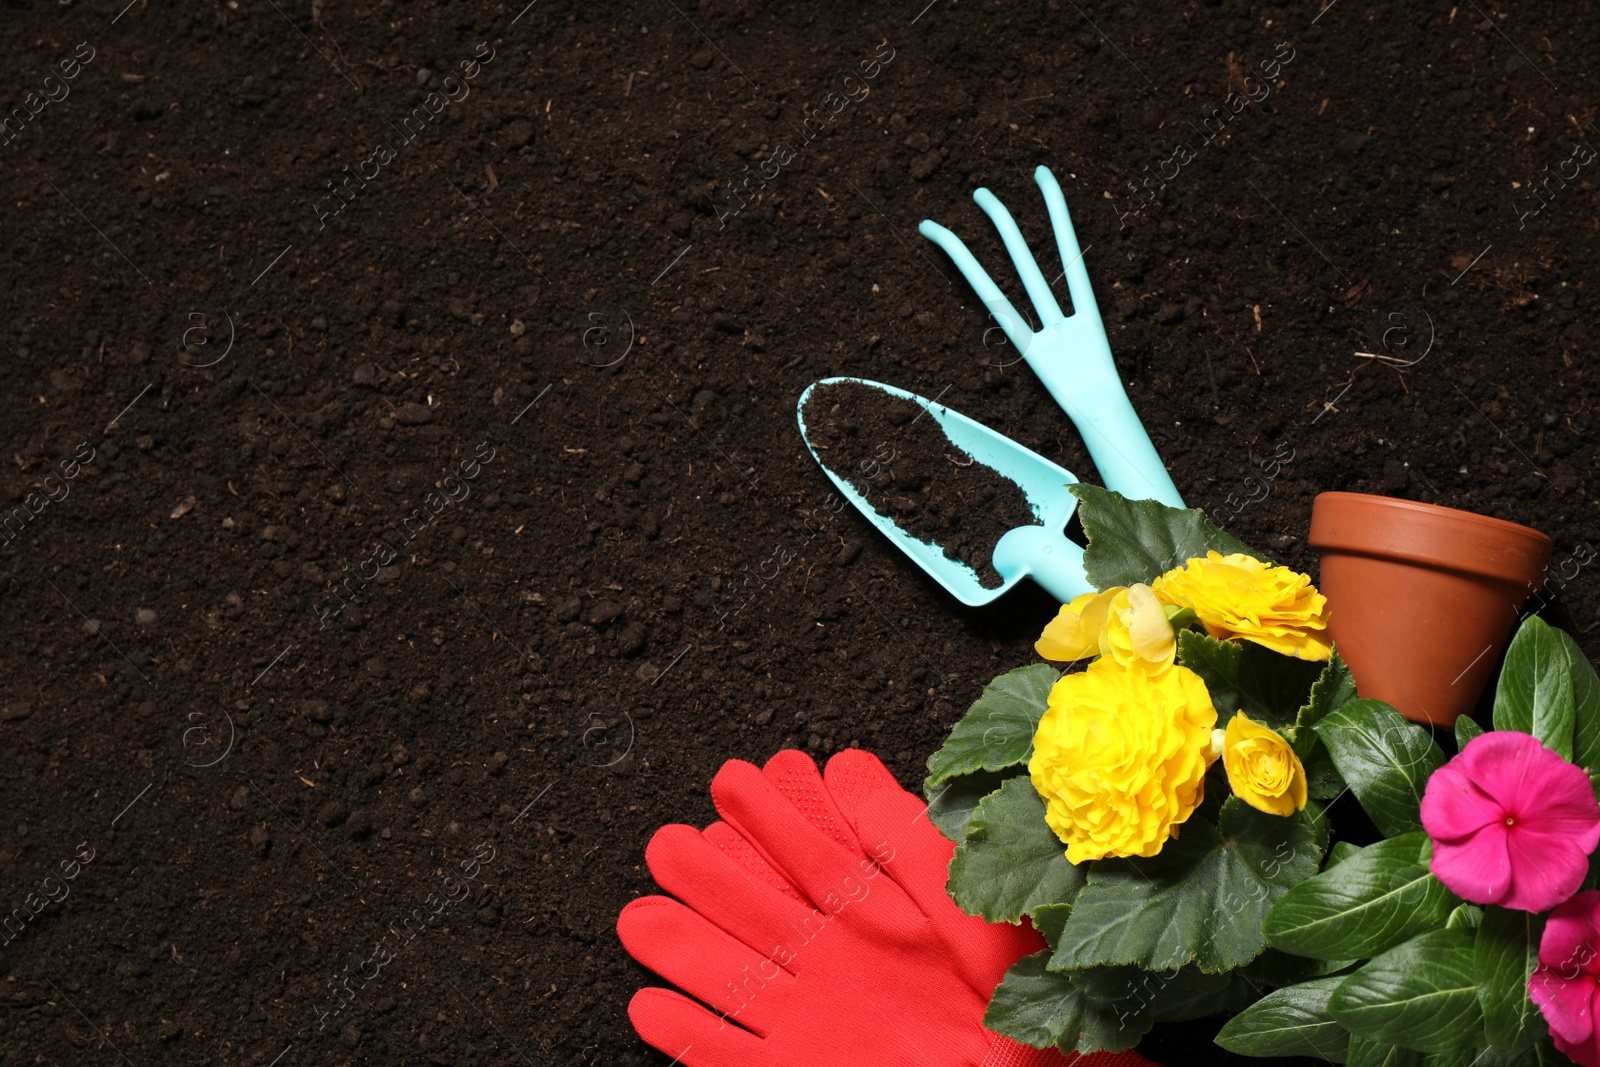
[1309,491,1552,583]
[1312,489,1548,543]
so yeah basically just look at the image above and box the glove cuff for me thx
[981,1034,1154,1067]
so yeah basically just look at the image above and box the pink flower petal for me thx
[1534,892,1600,1065]
[1426,733,1600,913]
[1554,1028,1600,1067]
[1523,781,1600,849]
[1431,826,1512,905]
[1421,763,1500,841]
[1542,894,1600,973]
[1462,732,1547,809]
[1501,829,1592,913]
[1530,968,1597,1045]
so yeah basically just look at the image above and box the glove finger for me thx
[701,820,807,905]
[822,748,907,816]
[646,823,813,955]
[761,749,862,853]
[617,896,796,1034]
[851,785,1046,994]
[628,986,764,1067]
[712,759,913,916]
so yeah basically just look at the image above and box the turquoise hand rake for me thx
[796,166,1182,606]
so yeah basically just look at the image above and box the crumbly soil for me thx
[800,378,1040,587]
[1,2,1597,1066]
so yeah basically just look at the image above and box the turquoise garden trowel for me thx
[798,377,1093,607]
[796,166,1180,607]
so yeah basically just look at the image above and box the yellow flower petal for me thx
[1152,551,1332,662]
[1126,583,1176,665]
[1221,711,1308,817]
[1028,659,1217,862]
[1036,588,1124,662]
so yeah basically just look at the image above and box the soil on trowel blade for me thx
[802,379,1041,588]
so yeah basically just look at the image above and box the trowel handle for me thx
[1028,348,1185,510]
[993,524,1095,604]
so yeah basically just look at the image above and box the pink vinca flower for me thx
[1419,731,1600,913]
[1530,890,1600,1067]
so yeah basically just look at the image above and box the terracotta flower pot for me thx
[1308,492,1553,728]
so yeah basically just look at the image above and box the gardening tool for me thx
[796,377,1093,606]
[919,164,1183,510]
[794,167,1180,607]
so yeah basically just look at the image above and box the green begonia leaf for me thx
[1052,798,1324,973]
[923,768,1017,844]
[984,951,1153,1055]
[926,664,1058,785]
[947,778,1084,923]
[1295,650,1360,751]
[1032,902,1073,953]
[1149,967,1257,1022]
[1177,630,1324,729]
[1069,484,1267,589]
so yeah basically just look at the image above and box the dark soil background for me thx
[1,1,1598,1064]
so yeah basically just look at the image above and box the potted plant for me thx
[928,487,1600,1067]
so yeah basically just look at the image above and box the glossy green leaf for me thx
[1454,716,1485,748]
[1493,616,1575,760]
[1475,906,1545,1054]
[1265,831,1455,961]
[1327,841,1364,867]
[924,767,1016,844]
[926,664,1058,785]
[1417,1043,1533,1067]
[1554,625,1600,782]
[1215,974,1351,1062]
[1314,701,1446,837]
[1347,1035,1420,1067]
[948,778,1084,922]
[1052,798,1324,973]
[984,951,1153,1055]
[1329,928,1481,1053]
[1177,631,1325,728]
[1069,483,1268,589]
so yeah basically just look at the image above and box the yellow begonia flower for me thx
[1221,711,1308,817]
[1036,584,1176,673]
[1152,551,1332,662]
[1036,588,1122,662]
[1028,659,1216,864]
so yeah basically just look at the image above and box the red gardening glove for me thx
[618,748,1158,1067]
